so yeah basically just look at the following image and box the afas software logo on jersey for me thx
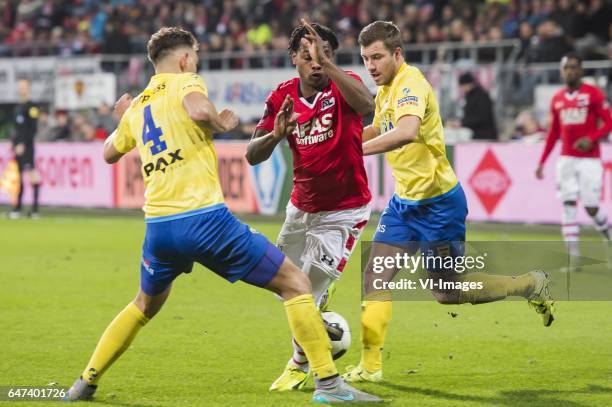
[468,149,511,215]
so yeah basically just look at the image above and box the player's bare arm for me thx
[535,99,562,179]
[362,125,380,143]
[362,115,420,156]
[103,93,133,164]
[300,19,373,116]
[182,91,239,134]
[103,132,124,164]
[246,95,297,165]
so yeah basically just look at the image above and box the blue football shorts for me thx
[140,204,285,296]
[373,183,468,272]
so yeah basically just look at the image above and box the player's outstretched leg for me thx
[66,287,171,401]
[266,257,381,403]
[270,262,337,391]
[434,270,555,327]
[527,271,555,327]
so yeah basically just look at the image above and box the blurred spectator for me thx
[70,112,94,141]
[35,109,54,141]
[586,0,610,43]
[79,122,97,142]
[526,19,574,63]
[246,18,272,50]
[574,0,611,60]
[550,0,580,38]
[517,20,535,61]
[458,72,498,140]
[512,109,546,143]
[102,23,130,54]
[50,110,70,141]
[95,103,116,136]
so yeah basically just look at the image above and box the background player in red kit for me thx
[246,20,374,391]
[536,53,612,266]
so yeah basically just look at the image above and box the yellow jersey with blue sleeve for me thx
[373,63,458,203]
[112,72,225,221]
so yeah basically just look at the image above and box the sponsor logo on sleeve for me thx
[397,88,418,107]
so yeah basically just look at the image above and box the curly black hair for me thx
[288,23,339,53]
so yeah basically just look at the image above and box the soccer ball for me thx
[322,311,351,360]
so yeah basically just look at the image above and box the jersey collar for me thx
[564,82,584,99]
[384,63,409,91]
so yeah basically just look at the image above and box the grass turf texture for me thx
[1,214,611,406]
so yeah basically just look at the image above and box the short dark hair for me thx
[358,21,402,53]
[562,52,582,66]
[147,27,198,64]
[458,72,475,85]
[288,23,339,53]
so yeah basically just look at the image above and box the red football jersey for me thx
[539,82,612,164]
[256,73,371,213]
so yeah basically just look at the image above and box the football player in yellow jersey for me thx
[342,21,555,384]
[67,27,379,404]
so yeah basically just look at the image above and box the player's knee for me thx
[585,206,599,217]
[274,260,312,300]
[133,296,156,319]
[133,290,167,319]
[284,266,311,299]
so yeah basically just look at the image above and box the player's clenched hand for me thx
[535,165,544,180]
[113,93,132,121]
[218,109,239,132]
[573,137,593,152]
[300,19,331,67]
[274,95,298,140]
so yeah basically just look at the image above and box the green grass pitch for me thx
[1,213,611,406]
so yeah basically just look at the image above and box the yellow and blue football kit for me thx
[72,75,345,401]
[113,72,284,295]
[350,65,553,381]
[356,64,467,377]
[113,72,224,219]
[372,63,467,251]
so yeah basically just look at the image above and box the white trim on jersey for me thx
[564,90,578,100]
[299,91,322,109]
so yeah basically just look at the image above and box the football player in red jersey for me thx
[246,19,374,391]
[536,53,612,267]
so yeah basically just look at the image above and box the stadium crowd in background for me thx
[0,0,610,61]
[0,0,610,143]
